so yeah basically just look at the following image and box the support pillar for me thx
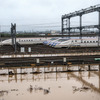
[32,67,34,73]
[44,66,45,73]
[56,72,57,81]
[88,65,91,71]
[37,67,39,73]
[56,66,57,72]
[79,15,82,39]
[99,70,100,89]
[99,11,100,37]
[98,11,100,46]
[20,68,22,74]
[99,64,100,89]
[8,68,9,74]
[88,71,90,78]
[61,17,64,36]
[68,17,70,38]
[67,65,69,71]
[15,71,17,83]
[78,66,81,71]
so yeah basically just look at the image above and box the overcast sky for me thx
[0,0,100,31]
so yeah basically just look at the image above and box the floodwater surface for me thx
[0,65,100,100]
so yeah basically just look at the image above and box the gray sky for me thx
[0,0,100,31]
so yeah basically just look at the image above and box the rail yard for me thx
[0,3,100,100]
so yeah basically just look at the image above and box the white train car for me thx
[53,37,99,48]
[0,37,50,45]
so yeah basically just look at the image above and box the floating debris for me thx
[38,87,43,90]
[11,89,18,91]
[72,86,91,93]
[58,86,61,88]
[27,85,50,95]
[30,85,33,90]
[44,89,50,94]
[0,90,8,97]
[27,85,33,93]
[9,71,14,75]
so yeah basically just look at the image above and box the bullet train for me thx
[43,37,70,46]
[52,37,100,48]
[0,37,51,45]
[43,37,59,45]
[1,37,99,48]
[50,38,69,47]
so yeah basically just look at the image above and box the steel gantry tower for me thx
[61,4,100,39]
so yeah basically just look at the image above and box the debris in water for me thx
[72,86,91,93]
[0,90,8,96]
[58,86,61,88]
[11,89,18,91]
[44,88,50,94]
[27,85,50,95]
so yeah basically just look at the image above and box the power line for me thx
[0,22,61,27]
[17,22,61,26]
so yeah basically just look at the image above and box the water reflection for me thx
[0,64,100,100]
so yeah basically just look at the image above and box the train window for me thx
[84,41,86,43]
[75,40,77,42]
[96,41,98,43]
[87,41,89,43]
[90,41,92,43]
[72,41,73,42]
[93,41,95,43]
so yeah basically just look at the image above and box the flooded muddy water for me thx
[0,65,100,100]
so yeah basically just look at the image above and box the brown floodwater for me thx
[0,65,100,100]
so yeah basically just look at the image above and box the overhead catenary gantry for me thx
[61,4,100,38]
[11,23,17,53]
